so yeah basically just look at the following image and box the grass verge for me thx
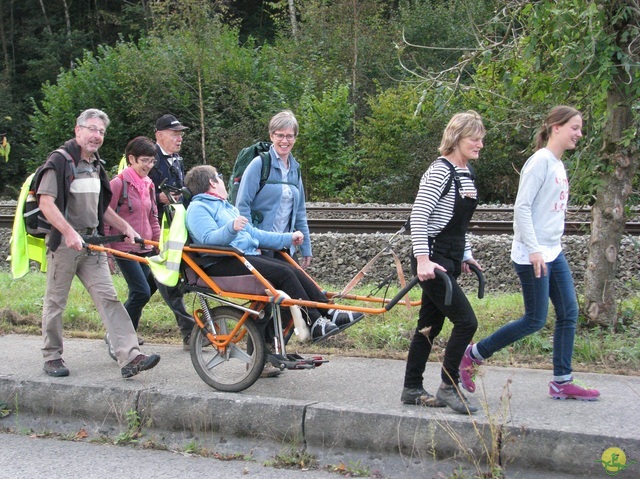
[1,270,639,375]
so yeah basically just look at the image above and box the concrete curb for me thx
[1,335,639,478]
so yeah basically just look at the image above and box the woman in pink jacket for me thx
[106,136,161,340]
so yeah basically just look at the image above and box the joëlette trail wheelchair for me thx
[85,199,484,393]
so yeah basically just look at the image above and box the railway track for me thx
[1,204,639,235]
[304,218,640,235]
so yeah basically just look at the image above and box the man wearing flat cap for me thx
[149,114,195,349]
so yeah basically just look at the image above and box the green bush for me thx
[296,83,355,200]
[356,84,445,203]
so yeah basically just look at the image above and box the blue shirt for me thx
[235,145,312,257]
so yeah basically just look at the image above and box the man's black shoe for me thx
[121,354,160,378]
[44,359,69,377]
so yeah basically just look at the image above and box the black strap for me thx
[438,157,475,197]
[258,153,301,193]
[54,148,77,181]
[52,148,77,223]
[115,173,132,214]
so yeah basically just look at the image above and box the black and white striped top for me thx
[410,159,476,259]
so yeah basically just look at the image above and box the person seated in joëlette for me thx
[184,165,364,343]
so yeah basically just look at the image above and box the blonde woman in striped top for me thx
[401,111,485,415]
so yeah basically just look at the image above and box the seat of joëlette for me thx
[182,244,267,296]
[162,191,268,296]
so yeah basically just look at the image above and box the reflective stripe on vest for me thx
[147,204,187,286]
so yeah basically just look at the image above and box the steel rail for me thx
[1,210,638,235]
[303,218,640,235]
[306,206,594,215]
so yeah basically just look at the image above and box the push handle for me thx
[435,269,453,306]
[384,269,453,311]
[81,234,127,246]
[384,277,419,311]
[467,264,485,299]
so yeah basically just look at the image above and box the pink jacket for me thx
[105,168,160,253]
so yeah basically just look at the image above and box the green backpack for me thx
[227,141,300,205]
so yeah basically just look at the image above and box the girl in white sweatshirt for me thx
[460,105,600,401]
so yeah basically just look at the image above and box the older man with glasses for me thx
[35,108,161,379]
[148,113,196,350]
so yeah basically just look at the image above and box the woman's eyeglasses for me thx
[273,133,296,141]
[137,157,157,165]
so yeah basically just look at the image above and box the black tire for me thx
[190,305,265,392]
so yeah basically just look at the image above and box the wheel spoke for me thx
[190,304,265,392]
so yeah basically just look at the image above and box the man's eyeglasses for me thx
[210,173,224,183]
[137,156,157,165]
[79,125,106,136]
[166,130,185,137]
[273,133,296,141]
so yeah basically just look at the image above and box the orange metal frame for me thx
[88,239,421,349]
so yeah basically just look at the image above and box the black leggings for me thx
[403,269,478,387]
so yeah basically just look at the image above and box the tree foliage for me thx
[296,82,355,200]
[400,0,640,325]
[0,0,637,216]
[24,0,291,175]
[402,0,639,205]
[357,84,445,203]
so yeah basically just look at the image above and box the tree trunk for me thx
[61,0,72,40]
[351,0,358,137]
[288,0,298,39]
[583,62,639,328]
[0,0,11,78]
[196,66,206,164]
[37,0,53,35]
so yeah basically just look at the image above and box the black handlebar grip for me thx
[81,234,127,245]
[434,269,453,306]
[384,276,420,311]
[468,264,485,299]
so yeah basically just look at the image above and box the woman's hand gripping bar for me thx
[384,269,453,311]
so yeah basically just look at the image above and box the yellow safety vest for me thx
[117,154,127,174]
[147,204,187,286]
[9,172,47,278]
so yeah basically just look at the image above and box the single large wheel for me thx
[190,305,266,392]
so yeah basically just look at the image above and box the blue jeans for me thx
[476,252,578,380]
[116,255,195,340]
[115,256,156,330]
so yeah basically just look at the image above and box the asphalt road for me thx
[0,428,592,479]
[0,431,342,479]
